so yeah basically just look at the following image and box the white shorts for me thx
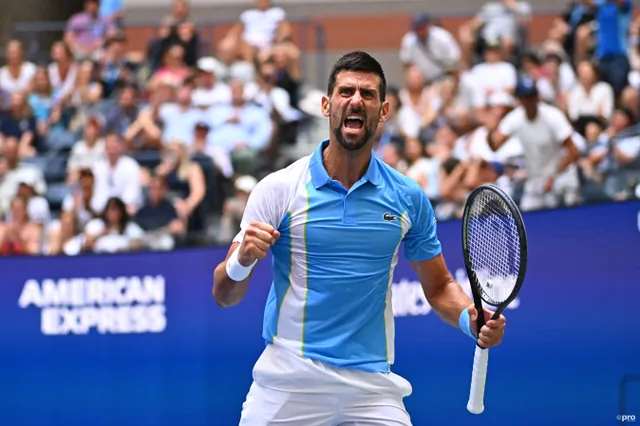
[239,343,413,426]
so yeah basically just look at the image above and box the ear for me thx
[379,100,390,123]
[321,95,331,118]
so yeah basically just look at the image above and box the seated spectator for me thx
[436,157,469,220]
[92,132,142,214]
[7,175,51,227]
[270,41,301,108]
[67,60,103,133]
[404,137,440,199]
[0,40,36,104]
[67,116,106,182]
[62,168,102,230]
[459,0,532,67]
[148,141,206,233]
[103,83,139,136]
[567,60,614,133]
[218,174,257,243]
[28,67,65,142]
[0,196,42,256]
[189,122,235,179]
[546,0,597,67]
[0,92,38,157]
[224,0,293,62]
[468,37,517,108]
[537,51,576,111]
[380,142,408,174]
[398,65,439,141]
[147,44,191,92]
[135,174,185,251]
[64,0,115,60]
[48,41,78,99]
[100,32,137,99]
[46,211,84,256]
[0,137,46,216]
[83,196,143,253]
[400,13,461,83]
[209,79,273,176]
[159,78,203,144]
[191,57,231,109]
[210,37,256,84]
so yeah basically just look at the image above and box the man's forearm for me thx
[427,278,473,328]
[212,262,250,307]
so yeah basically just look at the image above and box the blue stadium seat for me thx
[133,150,162,170]
[43,153,69,183]
[46,130,76,151]
[46,183,71,212]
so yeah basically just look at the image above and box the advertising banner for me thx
[1,202,639,426]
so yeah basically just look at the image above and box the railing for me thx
[11,17,327,88]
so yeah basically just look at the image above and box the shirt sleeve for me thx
[232,172,288,244]
[498,109,519,137]
[403,181,442,261]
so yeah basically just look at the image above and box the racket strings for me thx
[467,190,521,305]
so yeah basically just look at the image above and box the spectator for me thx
[538,51,576,110]
[92,132,142,214]
[271,42,301,108]
[189,122,234,179]
[28,67,65,142]
[8,176,51,227]
[0,196,42,255]
[149,141,206,233]
[65,0,115,60]
[135,174,185,251]
[83,196,143,253]
[100,32,136,98]
[211,37,256,84]
[567,60,615,132]
[158,78,203,145]
[0,40,36,102]
[148,44,191,92]
[404,137,440,199]
[459,0,532,67]
[400,13,461,83]
[67,60,103,134]
[0,137,46,216]
[547,0,597,66]
[209,79,273,176]
[224,0,293,62]
[48,41,78,99]
[594,0,633,97]
[99,0,125,27]
[62,168,102,230]
[468,37,518,109]
[46,211,84,256]
[103,83,139,136]
[0,92,38,157]
[218,174,257,243]
[488,77,581,211]
[67,117,106,183]
[191,57,231,109]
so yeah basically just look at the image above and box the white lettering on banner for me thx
[391,268,520,318]
[17,276,167,336]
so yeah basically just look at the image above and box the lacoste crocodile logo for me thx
[383,212,397,222]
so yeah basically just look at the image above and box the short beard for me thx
[330,106,380,152]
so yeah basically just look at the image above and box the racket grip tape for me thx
[467,345,489,415]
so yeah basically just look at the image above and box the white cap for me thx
[197,56,222,75]
[235,175,258,193]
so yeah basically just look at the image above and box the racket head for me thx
[461,183,528,320]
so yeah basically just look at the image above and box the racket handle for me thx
[467,345,489,415]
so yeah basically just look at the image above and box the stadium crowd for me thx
[0,0,638,256]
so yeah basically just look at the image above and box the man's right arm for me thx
[213,242,249,308]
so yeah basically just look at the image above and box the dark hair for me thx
[102,197,129,234]
[327,51,387,101]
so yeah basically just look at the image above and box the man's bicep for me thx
[403,190,442,262]
[410,253,454,299]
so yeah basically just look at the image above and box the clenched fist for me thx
[238,221,281,266]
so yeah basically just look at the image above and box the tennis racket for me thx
[462,183,528,415]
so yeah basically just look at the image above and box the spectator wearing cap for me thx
[459,0,532,67]
[0,137,46,216]
[468,37,518,109]
[135,174,185,251]
[67,116,106,183]
[92,132,142,215]
[64,0,116,61]
[208,79,273,176]
[192,57,232,109]
[567,60,615,133]
[399,13,461,84]
[158,79,204,145]
[488,77,581,211]
[593,0,633,98]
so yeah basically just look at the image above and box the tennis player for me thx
[213,51,507,426]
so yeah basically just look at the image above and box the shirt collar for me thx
[309,139,382,189]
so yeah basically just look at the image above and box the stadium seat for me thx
[43,153,69,183]
[133,150,163,170]
[46,130,76,151]
[46,183,71,211]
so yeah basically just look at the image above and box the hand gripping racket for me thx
[461,183,528,415]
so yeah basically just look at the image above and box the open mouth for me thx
[343,115,364,132]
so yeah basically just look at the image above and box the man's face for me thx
[149,178,166,204]
[85,0,99,15]
[322,71,389,152]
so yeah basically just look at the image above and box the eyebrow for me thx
[337,84,378,95]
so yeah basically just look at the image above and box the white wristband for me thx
[225,247,258,282]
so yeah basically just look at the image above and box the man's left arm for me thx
[404,186,506,347]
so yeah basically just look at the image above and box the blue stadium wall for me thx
[1,201,639,426]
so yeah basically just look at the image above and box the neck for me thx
[323,138,371,189]
[525,106,538,120]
